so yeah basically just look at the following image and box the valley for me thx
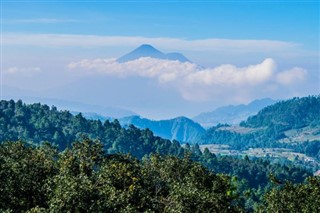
[0,96,319,212]
[1,96,319,166]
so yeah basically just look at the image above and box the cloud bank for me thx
[275,67,307,85]
[3,33,299,53]
[68,57,307,102]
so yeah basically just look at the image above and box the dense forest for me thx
[0,139,243,212]
[242,96,320,128]
[0,99,319,212]
[0,99,184,158]
[1,139,319,212]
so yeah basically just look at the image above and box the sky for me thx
[1,0,319,119]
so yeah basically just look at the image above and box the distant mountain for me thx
[165,52,191,62]
[193,98,277,128]
[117,44,191,63]
[119,115,205,143]
[70,111,110,121]
[2,85,41,99]
[7,97,137,119]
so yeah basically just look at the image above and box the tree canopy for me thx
[0,139,243,212]
[0,99,316,212]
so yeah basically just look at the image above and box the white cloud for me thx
[68,57,198,82]
[185,58,276,86]
[4,67,41,75]
[68,57,307,102]
[3,33,299,53]
[276,67,307,85]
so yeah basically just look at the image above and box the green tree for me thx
[46,137,103,212]
[0,141,58,212]
[260,177,320,213]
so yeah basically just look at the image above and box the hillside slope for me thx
[198,96,320,161]
[0,99,313,208]
[119,115,205,143]
[242,96,320,128]
[0,100,183,158]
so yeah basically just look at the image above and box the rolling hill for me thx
[0,99,313,211]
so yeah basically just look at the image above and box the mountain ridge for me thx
[119,115,205,143]
[117,44,191,63]
[193,98,277,128]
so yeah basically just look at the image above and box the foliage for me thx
[0,99,315,212]
[0,140,244,213]
[0,100,184,158]
[198,153,310,189]
[0,141,58,212]
[242,96,320,129]
[259,177,320,213]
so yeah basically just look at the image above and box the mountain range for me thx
[1,96,319,164]
[75,98,277,143]
[0,99,313,213]
[6,96,136,119]
[117,44,191,63]
[193,98,277,127]
[4,95,280,144]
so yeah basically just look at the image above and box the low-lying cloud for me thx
[185,58,276,86]
[4,67,42,75]
[68,58,307,102]
[275,67,307,85]
[68,58,199,83]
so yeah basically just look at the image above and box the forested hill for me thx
[0,99,316,212]
[241,96,320,129]
[0,99,311,186]
[198,96,320,162]
[0,100,183,158]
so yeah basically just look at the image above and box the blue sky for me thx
[3,1,319,46]
[1,1,319,118]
